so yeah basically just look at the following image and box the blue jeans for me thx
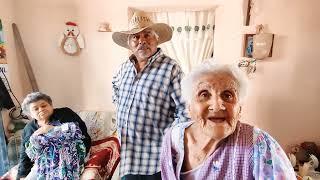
[121,172,162,180]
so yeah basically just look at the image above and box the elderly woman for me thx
[16,92,91,180]
[160,61,296,179]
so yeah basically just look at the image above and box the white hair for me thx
[181,59,249,105]
[21,92,52,115]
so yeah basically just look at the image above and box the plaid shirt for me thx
[112,48,189,177]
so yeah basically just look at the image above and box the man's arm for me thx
[170,64,190,126]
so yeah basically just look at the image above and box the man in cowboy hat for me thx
[112,11,189,179]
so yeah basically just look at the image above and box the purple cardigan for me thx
[160,121,296,180]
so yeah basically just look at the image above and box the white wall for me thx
[214,0,320,148]
[4,0,320,148]
[74,0,222,110]
[238,0,320,147]
[12,0,83,110]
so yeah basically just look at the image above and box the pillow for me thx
[84,136,120,180]
[78,111,117,141]
[0,165,18,180]
[81,168,101,180]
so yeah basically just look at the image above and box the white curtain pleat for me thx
[151,10,215,73]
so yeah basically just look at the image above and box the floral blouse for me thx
[26,122,86,180]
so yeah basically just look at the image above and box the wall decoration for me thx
[243,25,274,60]
[244,34,254,58]
[59,21,84,56]
[0,19,9,90]
[238,57,256,75]
[98,22,112,32]
[0,19,7,64]
[252,25,274,59]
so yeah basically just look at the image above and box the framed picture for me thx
[243,33,274,58]
[243,34,254,58]
[0,19,7,64]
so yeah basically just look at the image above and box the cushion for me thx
[83,136,120,180]
[81,168,100,180]
[0,165,18,180]
[78,111,117,141]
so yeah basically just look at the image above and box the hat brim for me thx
[112,23,173,49]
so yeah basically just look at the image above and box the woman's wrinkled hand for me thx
[33,124,54,135]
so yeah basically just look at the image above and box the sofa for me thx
[78,110,120,180]
[1,110,120,180]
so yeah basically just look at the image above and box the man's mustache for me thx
[137,43,149,50]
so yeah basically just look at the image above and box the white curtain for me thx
[151,10,215,73]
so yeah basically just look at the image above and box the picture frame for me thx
[0,19,7,64]
[243,33,274,58]
[243,34,254,58]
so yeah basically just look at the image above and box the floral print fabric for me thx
[253,127,296,179]
[26,122,86,180]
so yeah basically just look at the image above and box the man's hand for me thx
[33,124,54,135]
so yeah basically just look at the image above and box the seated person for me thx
[17,92,91,180]
[160,61,296,179]
[25,122,86,180]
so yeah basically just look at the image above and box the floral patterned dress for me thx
[26,122,86,180]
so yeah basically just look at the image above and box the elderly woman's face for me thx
[189,72,241,140]
[29,99,54,122]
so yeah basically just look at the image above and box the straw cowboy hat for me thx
[112,11,173,49]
